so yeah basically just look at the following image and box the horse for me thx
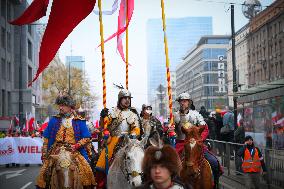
[49,145,83,189]
[181,126,213,189]
[107,135,147,189]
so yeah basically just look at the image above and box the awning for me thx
[235,79,284,97]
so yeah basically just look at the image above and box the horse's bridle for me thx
[121,146,144,183]
[184,139,204,179]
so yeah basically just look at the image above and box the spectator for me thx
[234,119,245,174]
[136,145,192,189]
[221,107,235,142]
[238,136,267,189]
[200,106,216,140]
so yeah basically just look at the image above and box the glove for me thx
[129,133,137,139]
[100,108,109,118]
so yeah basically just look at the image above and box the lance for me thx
[126,0,129,89]
[98,0,109,175]
[160,0,176,147]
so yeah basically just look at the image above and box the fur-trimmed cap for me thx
[55,94,76,108]
[142,145,182,181]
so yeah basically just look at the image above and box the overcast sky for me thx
[35,0,273,110]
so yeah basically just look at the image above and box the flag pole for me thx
[126,0,129,89]
[98,0,110,175]
[98,0,107,130]
[160,0,173,126]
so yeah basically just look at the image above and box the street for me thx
[0,165,40,189]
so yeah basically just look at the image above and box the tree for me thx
[42,63,97,109]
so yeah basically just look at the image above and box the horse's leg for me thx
[202,164,214,189]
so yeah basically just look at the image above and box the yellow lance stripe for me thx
[98,0,107,129]
[126,0,129,89]
[161,0,173,125]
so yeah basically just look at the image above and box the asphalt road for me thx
[0,164,41,189]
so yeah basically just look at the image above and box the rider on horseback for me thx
[96,89,141,189]
[174,92,221,188]
[140,104,163,138]
[36,92,96,189]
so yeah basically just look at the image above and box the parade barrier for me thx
[207,139,284,189]
[0,137,43,164]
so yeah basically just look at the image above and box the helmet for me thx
[176,92,191,101]
[117,89,132,106]
[118,89,132,100]
[142,103,152,110]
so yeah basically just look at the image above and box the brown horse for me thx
[181,126,213,189]
[49,146,83,189]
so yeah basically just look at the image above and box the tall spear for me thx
[98,0,110,174]
[160,0,173,126]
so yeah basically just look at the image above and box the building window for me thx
[7,0,11,20]
[28,66,32,83]
[1,0,6,18]
[2,90,5,116]
[7,62,11,81]
[1,58,6,79]
[7,32,11,52]
[1,27,5,49]
[8,91,11,116]
[28,40,33,61]
[28,25,32,35]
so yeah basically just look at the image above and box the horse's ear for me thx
[198,125,206,135]
[71,154,77,161]
[140,136,148,148]
[50,154,59,160]
[149,133,163,148]
[123,135,130,145]
[181,126,189,135]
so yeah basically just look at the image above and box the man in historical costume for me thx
[95,89,141,189]
[136,144,192,189]
[140,104,163,138]
[36,94,96,189]
[174,92,222,188]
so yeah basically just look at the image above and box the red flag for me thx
[99,0,134,63]
[38,117,49,132]
[9,0,49,25]
[14,116,20,126]
[29,0,96,86]
[28,113,35,132]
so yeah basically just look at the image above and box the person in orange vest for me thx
[237,135,267,189]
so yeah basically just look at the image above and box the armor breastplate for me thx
[174,112,194,140]
[109,107,137,136]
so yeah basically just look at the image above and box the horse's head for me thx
[182,126,205,179]
[50,146,77,188]
[121,135,147,187]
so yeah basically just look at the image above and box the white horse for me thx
[107,136,147,189]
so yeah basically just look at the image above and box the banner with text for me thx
[0,137,43,164]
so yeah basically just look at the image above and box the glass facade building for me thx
[176,36,230,111]
[147,17,212,102]
[66,56,85,72]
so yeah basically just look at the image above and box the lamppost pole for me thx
[231,4,238,130]
[68,60,71,95]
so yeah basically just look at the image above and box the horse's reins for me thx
[184,138,205,179]
[121,145,144,183]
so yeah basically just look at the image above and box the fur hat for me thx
[142,145,182,181]
[55,93,76,108]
